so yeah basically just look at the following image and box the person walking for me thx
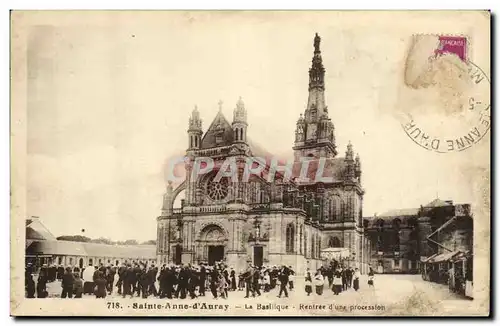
[368,267,375,288]
[277,265,289,298]
[304,270,313,296]
[332,268,343,295]
[353,267,361,291]
[314,270,324,295]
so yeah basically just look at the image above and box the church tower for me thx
[293,33,337,160]
[188,106,203,150]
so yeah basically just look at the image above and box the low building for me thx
[25,216,156,270]
[363,199,473,276]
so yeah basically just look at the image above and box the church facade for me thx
[156,34,371,274]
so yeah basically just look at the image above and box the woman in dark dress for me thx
[94,271,107,298]
[230,269,237,291]
[36,267,48,298]
[25,269,36,298]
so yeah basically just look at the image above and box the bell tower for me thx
[293,33,337,161]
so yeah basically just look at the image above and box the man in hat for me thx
[277,265,290,298]
[243,264,255,298]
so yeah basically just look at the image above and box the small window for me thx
[69,258,73,265]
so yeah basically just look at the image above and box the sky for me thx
[24,12,489,242]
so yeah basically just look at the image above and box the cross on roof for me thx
[218,100,223,111]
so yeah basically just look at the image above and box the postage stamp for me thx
[435,36,468,62]
[402,34,490,153]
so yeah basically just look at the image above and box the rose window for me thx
[206,176,229,201]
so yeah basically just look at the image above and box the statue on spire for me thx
[314,33,321,53]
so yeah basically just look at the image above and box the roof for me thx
[26,217,57,241]
[377,208,420,218]
[425,198,453,207]
[26,240,156,260]
[201,111,234,149]
[291,157,347,183]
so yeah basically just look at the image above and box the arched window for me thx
[240,128,243,141]
[332,195,342,220]
[234,128,238,141]
[328,199,332,221]
[286,223,295,253]
[328,236,341,248]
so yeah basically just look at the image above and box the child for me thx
[304,271,312,296]
[368,267,375,287]
[263,271,271,292]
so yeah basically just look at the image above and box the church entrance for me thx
[198,224,228,265]
[253,246,263,267]
[208,245,224,266]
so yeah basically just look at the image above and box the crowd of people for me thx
[25,261,298,299]
[304,265,374,296]
[26,260,374,299]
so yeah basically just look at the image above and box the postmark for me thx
[402,35,490,153]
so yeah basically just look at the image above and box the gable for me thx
[201,111,234,149]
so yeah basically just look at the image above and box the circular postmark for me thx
[401,60,490,153]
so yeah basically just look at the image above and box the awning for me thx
[421,253,438,263]
[427,250,461,263]
[451,251,471,262]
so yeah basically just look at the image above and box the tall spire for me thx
[309,33,325,91]
[293,33,337,160]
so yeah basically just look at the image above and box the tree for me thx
[57,235,91,242]
[141,240,157,245]
[116,239,138,245]
[91,237,114,245]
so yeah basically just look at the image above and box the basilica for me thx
[156,34,370,274]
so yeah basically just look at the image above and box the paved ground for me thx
[40,274,474,315]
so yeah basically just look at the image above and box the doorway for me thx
[254,246,263,267]
[174,245,182,265]
[208,245,224,266]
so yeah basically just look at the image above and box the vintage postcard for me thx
[11,11,490,316]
